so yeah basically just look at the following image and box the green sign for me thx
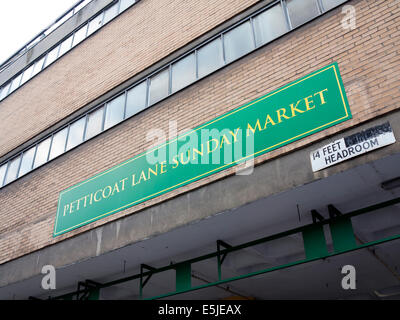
[54,62,351,236]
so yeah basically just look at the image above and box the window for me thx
[104,94,126,130]
[72,24,88,47]
[20,65,35,86]
[33,138,51,169]
[0,163,7,187]
[197,38,224,78]
[171,53,196,93]
[85,106,105,140]
[253,3,288,47]
[66,117,86,151]
[0,87,5,100]
[4,156,21,185]
[32,57,45,77]
[87,13,104,36]
[126,81,147,118]
[104,3,119,24]
[321,0,347,11]
[224,21,255,63]
[44,45,60,67]
[18,146,36,177]
[148,68,169,105]
[286,0,321,29]
[0,83,11,100]
[120,0,135,13]
[49,127,68,160]
[58,35,73,57]
[9,74,23,94]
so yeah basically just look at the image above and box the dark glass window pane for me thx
[33,137,51,168]
[322,0,347,11]
[198,38,224,78]
[148,68,169,105]
[49,127,68,160]
[171,53,196,93]
[85,106,105,139]
[66,117,86,151]
[224,21,255,63]
[253,4,288,47]
[286,0,320,29]
[104,94,125,130]
[126,81,147,118]
[4,156,21,185]
[18,146,36,177]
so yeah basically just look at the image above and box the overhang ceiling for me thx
[1,152,400,300]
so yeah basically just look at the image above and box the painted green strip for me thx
[51,197,400,300]
[303,225,329,259]
[329,217,357,253]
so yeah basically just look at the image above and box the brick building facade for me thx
[0,0,399,300]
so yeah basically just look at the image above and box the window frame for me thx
[0,0,350,189]
[171,52,197,93]
[18,145,37,178]
[3,155,21,185]
[104,93,126,130]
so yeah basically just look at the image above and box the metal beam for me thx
[139,264,156,299]
[50,196,400,300]
[217,240,232,280]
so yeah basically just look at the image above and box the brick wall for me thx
[0,0,400,265]
[0,0,262,157]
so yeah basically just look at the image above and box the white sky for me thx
[0,0,80,65]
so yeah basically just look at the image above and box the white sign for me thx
[311,122,396,172]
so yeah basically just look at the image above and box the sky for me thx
[0,0,80,65]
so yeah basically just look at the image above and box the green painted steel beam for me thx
[50,196,400,300]
[148,233,400,300]
[175,263,192,292]
[302,224,329,259]
[92,196,400,292]
[329,216,357,253]
[87,288,100,300]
